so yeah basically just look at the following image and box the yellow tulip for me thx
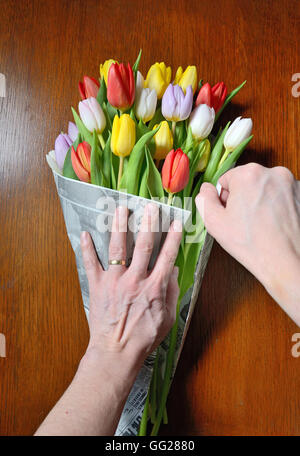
[197,139,211,172]
[100,59,118,85]
[111,114,136,158]
[153,121,173,160]
[145,62,171,99]
[174,65,197,94]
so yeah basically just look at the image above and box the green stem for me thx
[138,391,150,436]
[172,121,176,136]
[117,156,124,190]
[150,297,180,436]
[150,348,159,424]
[167,192,173,206]
[97,133,105,150]
[217,147,230,169]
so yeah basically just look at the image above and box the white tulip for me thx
[189,104,215,139]
[135,87,157,123]
[136,71,145,96]
[78,97,106,134]
[224,116,253,151]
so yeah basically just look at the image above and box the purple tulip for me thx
[162,84,193,122]
[55,133,72,170]
[68,121,78,142]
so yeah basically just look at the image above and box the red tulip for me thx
[162,148,189,194]
[78,75,100,100]
[195,81,227,113]
[107,62,135,110]
[71,141,91,183]
[195,82,212,107]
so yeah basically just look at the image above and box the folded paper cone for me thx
[47,154,213,435]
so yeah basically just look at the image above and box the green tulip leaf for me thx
[71,107,93,145]
[121,127,159,195]
[203,122,230,183]
[102,132,112,188]
[91,130,104,186]
[62,134,81,180]
[145,146,164,199]
[97,77,107,107]
[211,135,253,185]
[133,49,142,74]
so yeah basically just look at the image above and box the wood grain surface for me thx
[0,0,299,436]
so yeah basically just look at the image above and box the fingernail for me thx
[172,219,182,232]
[118,205,128,215]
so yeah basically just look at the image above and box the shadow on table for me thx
[160,242,257,436]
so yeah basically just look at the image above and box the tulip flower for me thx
[162,84,193,124]
[189,103,215,140]
[78,75,100,100]
[224,116,253,151]
[153,121,173,161]
[134,87,157,123]
[68,121,78,143]
[71,141,91,183]
[174,65,197,94]
[55,133,72,170]
[195,82,227,113]
[135,71,145,95]
[196,139,211,172]
[100,59,117,85]
[218,116,253,169]
[54,122,78,170]
[111,114,136,189]
[145,62,171,99]
[78,97,106,148]
[162,148,189,203]
[107,62,135,110]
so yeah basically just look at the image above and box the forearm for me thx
[35,347,140,436]
[263,255,300,327]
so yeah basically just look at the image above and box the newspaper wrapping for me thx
[46,154,213,436]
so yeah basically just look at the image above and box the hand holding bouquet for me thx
[46,50,253,435]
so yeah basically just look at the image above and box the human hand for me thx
[196,163,300,326]
[80,203,182,374]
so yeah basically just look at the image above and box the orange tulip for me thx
[71,141,91,183]
[161,148,189,194]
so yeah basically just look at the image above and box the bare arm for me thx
[35,203,182,435]
[196,163,300,327]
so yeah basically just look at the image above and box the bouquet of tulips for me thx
[47,50,253,435]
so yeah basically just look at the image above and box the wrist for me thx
[79,344,142,398]
[262,254,300,327]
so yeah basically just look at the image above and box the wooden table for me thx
[0,0,299,436]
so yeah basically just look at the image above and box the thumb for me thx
[195,182,226,239]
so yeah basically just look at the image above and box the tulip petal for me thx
[68,121,78,142]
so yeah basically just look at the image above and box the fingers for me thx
[130,203,159,277]
[80,231,103,284]
[109,206,128,274]
[195,182,226,238]
[165,267,180,326]
[151,219,182,285]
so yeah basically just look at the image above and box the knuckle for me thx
[137,239,153,255]
[162,248,177,265]
[243,162,263,180]
[109,245,125,258]
[273,166,294,183]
